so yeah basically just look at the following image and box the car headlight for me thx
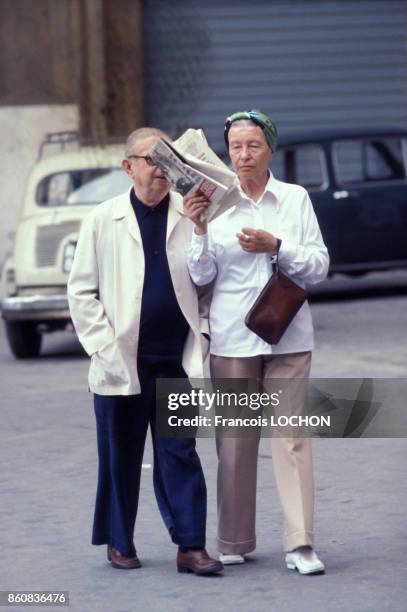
[62,241,77,274]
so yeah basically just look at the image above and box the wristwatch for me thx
[270,238,282,262]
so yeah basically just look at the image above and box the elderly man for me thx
[67,127,222,575]
[184,110,329,574]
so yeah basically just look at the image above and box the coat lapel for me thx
[112,189,142,243]
[112,189,182,244]
[166,191,183,243]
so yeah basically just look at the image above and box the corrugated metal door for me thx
[143,0,407,154]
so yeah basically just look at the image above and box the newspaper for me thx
[149,129,240,222]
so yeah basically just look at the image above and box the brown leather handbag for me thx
[245,243,308,345]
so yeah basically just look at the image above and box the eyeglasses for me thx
[127,154,156,167]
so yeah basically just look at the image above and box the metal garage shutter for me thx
[143,0,407,154]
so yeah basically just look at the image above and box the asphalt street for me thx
[1,272,407,612]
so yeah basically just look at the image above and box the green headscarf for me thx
[224,110,278,152]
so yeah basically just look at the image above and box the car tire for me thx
[4,320,42,359]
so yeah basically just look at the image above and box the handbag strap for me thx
[272,238,282,274]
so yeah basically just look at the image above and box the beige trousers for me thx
[210,351,314,554]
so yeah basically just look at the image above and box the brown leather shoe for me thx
[177,548,223,575]
[107,545,141,570]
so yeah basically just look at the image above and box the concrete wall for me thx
[0,0,144,141]
[0,105,78,273]
[0,0,76,105]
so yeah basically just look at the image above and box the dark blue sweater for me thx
[130,189,189,359]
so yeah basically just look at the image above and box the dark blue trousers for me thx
[92,357,207,557]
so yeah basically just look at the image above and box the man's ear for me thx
[122,159,132,176]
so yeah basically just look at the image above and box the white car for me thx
[0,131,131,358]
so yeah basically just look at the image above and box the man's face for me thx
[122,135,170,203]
[228,124,273,181]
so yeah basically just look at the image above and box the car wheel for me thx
[4,320,42,359]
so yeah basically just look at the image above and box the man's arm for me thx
[67,212,115,356]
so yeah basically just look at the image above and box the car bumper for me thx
[0,294,70,321]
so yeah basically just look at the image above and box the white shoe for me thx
[285,547,325,575]
[219,553,246,565]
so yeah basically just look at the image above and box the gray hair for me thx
[125,127,169,157]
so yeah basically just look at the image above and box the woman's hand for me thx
[236,227,280,254]
[183,190,210,235]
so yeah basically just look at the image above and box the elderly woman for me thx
[184,110,329,575]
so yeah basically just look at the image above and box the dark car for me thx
[272,129,407,274]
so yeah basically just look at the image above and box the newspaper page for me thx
[173,129,229,170]
[149,131,240,222]
[173,129,237,188]
[149,139,229,216]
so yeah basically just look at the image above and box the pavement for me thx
[1,272,407,612]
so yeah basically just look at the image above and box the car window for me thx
[271,144,326,191]
[333,138,407,185]
[36,168,132,206]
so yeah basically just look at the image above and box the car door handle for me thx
[333,190,359,199]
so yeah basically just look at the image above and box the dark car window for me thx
[333,138,407,185]
[36,168,132,206]
[272,144,326,191]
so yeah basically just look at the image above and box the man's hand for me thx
[183,190,210,235]
[236,227,280,254]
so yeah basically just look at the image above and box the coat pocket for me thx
[89,340,129,388]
